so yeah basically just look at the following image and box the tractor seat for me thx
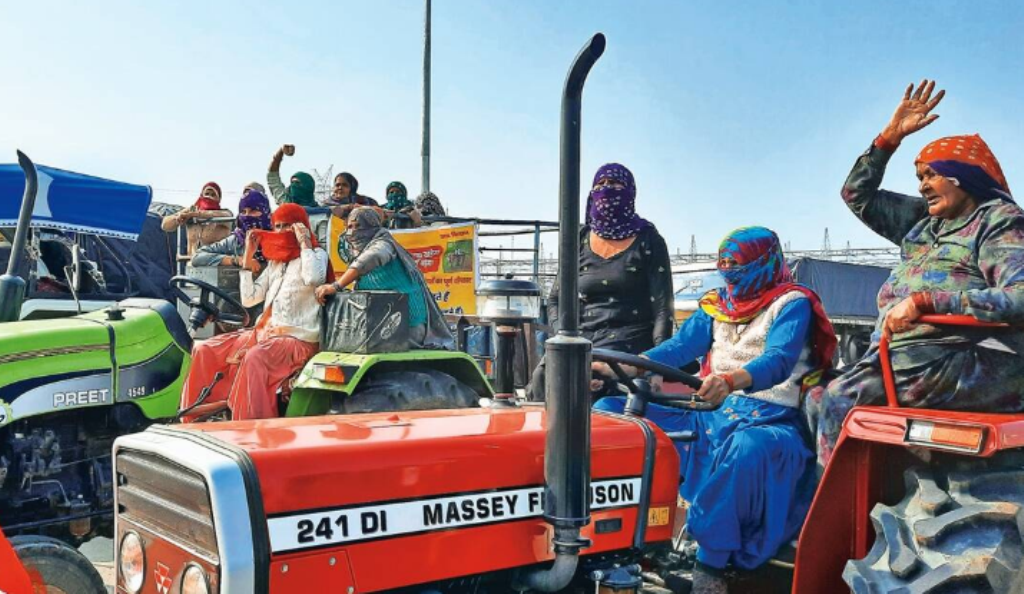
[330,368,481,415]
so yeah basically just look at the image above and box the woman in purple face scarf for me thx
[529,163,674,401]
[191,188,273,268]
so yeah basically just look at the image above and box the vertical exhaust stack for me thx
[0,151,38,323]
[519,32,605,593]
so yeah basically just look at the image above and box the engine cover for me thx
[119,406,680,593]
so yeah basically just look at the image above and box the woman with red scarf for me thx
[593,227,836,592]
[161,181,233,256]
[179,204,329,420]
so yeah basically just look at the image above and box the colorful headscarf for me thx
[416,191,446,216]
[195,181,222,211]
[287,172,317,207]
[384,181,411,211]
[699,226,837,371]
[233,190,272,264]
[585,163,651,240]
[916,134,1012,203]
[244,181,267,196]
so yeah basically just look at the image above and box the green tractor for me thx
[0,153,494,547]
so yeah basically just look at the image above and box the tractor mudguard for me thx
[793,405,1024,593]
[286,350,493,417]
[0,299,189,428]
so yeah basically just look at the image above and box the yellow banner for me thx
[328,219,478,314]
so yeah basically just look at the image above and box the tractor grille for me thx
[116,449,219,561]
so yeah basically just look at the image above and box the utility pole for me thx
[421,0,432,194]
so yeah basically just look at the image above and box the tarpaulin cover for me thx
[790,257,891,319]
[0,163,152,240]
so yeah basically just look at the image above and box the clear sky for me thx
[2,1,1022,254]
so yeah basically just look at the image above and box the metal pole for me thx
[0,150,39,323]
[536,225,544,284]
[556,34,605,336]
[421,0,432,194]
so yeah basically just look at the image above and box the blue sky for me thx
[2,1,1022,254]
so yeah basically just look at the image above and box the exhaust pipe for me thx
[0,151,38,323]
[519,32,605,592]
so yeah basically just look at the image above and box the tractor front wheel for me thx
[11,535,107,594]
[844,465,1024,592]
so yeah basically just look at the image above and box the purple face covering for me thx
[235,190,272,263]
[585,163,651,240]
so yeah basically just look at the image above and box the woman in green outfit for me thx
[314,207,453,349]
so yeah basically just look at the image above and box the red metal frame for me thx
[878,314,1007,407]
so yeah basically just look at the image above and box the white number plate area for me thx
[268,477,641,553]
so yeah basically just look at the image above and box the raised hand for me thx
[242,232,261,273]
[882,79,945,144]
[293,224,312,249]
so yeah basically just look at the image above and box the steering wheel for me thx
[169,275,251,330]
[592,348,718,412]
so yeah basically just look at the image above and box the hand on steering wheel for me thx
[169,275,251,331]
[591,348,718,411]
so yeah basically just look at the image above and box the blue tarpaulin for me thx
[0,164,152,240]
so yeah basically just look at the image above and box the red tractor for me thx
[103,34,1024,594]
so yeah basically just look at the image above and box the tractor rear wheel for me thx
[844,465,1024,593]
[10,535,106,594]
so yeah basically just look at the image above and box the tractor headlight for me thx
[119,531,145,593]
[182,564,211,594]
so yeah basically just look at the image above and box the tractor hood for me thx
[153,407,679,591]
[0,316,111,358]
[0,301,189,426]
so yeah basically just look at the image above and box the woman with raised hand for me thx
[807,80,1024,473]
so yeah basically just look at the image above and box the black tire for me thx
[10,535,106,594]
[844,466,1024,593]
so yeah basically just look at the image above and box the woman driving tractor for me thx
[179,203,329,421]
[593,226,836,594]
[807,80,1024,472]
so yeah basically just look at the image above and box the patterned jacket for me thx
[842,142,1024,349]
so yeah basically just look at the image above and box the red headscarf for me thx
[195,181,222,211]
[250,204,335,280]
[915,134,1012,202]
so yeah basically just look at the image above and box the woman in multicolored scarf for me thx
[314,207,453,349]
[529,163,674,400]
[807,80,1024,473]
[191,186,272,268]
[594,227,836,592]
